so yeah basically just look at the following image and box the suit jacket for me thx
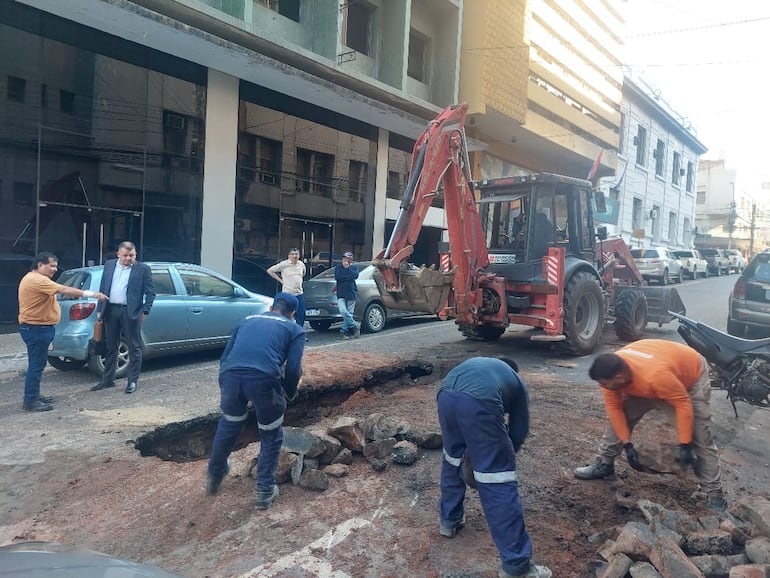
[97,259,156,321]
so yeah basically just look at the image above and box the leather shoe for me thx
[90,381,115,392]
[125,382,136,394]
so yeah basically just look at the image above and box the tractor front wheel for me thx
[614,289,648,342]
[562,271,605,355]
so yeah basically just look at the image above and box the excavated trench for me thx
[134,361,434,462]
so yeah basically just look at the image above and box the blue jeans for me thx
[208,369,286,491]
[19,324,56,404]
[337,298,357,334]
[437,390,533,575]
[294,293,306,328]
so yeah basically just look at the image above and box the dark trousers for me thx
[19,323,55,404]
[101,304,143,385]
[437,390,533,576]
[295,293,306,327]
[208,369,287,491]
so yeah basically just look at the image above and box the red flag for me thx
[587,149,604,182]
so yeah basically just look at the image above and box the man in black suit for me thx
[91,241,155,394]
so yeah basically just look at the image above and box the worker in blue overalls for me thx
[437,357,551,578]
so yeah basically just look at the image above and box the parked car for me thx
[700,248,731,276]
[725,249,747,274]
[48,263,273,378]
[232,256,279,297]
[673,249,709,280]
[303,261,436,333]
[629,247,683,285]
[727,251,770,338]
[309,251,344,276]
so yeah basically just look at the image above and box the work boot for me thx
[499,564,552,578]
[353,326,360,338]
[707,493,728,512]
[38,395,54,404]
[205,462,230,496]
[439,514,465,538]
[22,400,53,412]
[574,458,615,480]
[255,485,280,510]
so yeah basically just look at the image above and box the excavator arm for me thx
[373,103,491,324]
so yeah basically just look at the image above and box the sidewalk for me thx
[0,329,28,377]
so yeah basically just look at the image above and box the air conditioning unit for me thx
[260,173,277,186]
[164,112,186,130]
[680,168,686,176]
[236,218,251,231]
[649,209,659,220]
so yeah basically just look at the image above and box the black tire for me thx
[88,338,129,379]
[613,290,648,341]
[47,356,87,372]
[309,320,332,332]
[715,266,722,277]
[459,324,505,341]
[727,319,746,337]
[361,302,387,333]
[562,271,605,355]
[660,269,670,285]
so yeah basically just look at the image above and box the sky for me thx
[623,0,770,196]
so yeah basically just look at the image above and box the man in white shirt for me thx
[267,248,306,328]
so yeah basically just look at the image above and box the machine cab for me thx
[476,173,599,270]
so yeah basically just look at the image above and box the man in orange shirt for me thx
[18,252,107,412]
[574,339,726,511]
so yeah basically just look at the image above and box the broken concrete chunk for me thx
[323,464,349,478]
[282,427,326,458]
[700,515,723,531]
[629,561,663,578]
[291,453,304,485]
[392,440,419,465]
[639,500,667,523]
[369,457,387,472]
[312,432,343,465]
[331,448,354,465]
[303,457,319,472]
[610,521,655,560]
[727,564,770,578]
[362,413,410,442]
[649,520,684,547]
[599,539,617,562]
[589,526,622,545]
[721,519,752,546]
[412,429,443,449]
[363,437,396,461]
[634,440,686,475]
[649,538,706,578]
[327,418,365,453]
[600,553,633,578]
[745,537,770,565]
[683,530,735,556]
[298,469,329,491]
[732,497,770,539]
[690,553,748,577]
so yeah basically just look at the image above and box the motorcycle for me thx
[672,312,770,417]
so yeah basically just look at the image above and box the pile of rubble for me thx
[589,494,770,577]
[245,413,443,490]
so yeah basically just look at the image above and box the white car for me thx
[673,249,709,280]
[629,247,683,285]
[725,249,746,274]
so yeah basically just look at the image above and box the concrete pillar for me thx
[371,127,390,255]
[200,69,238,276]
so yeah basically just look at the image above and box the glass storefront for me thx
[1,7,206,321]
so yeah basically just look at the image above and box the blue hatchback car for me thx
[48,262,273,379]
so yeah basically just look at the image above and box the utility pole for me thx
[727,200,737,249]
[749,203,757,257]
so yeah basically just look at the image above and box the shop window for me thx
[7,76,26,103]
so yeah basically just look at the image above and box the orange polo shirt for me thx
[601,340,703,444]
[18,271,63,325]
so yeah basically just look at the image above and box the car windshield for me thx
[747,255,770,282]
[630,249,661,258]
[701,249,717,256]
[674,251,693,258]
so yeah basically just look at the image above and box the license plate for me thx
[306,309,321,316]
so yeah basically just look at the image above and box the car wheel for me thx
[715,266,722,277]
[673,269,682,284]
[361,302,387,333]
[47,356,87,372]
[87,338,129,379]
[727,319,746,337]
[309,320,332,332]
[660,269,670,285]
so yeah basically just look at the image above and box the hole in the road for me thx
[133,362,433,462]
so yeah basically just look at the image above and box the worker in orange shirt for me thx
[574,339,726,511]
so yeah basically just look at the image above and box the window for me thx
[256,0,299,22]
[696,190,706,204]
[344,1,375,56]
[651,204,660,241]
[179,269,235,297]
[7,76,25,102]
[240,134,282,185]
[59,89,75,114]
[635,125,647,167]
[150,268,177,295]
[348,160,368,202]
[618,112,626,155]
[387,170,403,200]
[668,212,678,245]
[654,139,665,177]
[686,161,694,193]
[672,152,681,186]
[632,197,643,231]
[296,147,334,197]
[407,29,429,83]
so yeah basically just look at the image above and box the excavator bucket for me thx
[639,286,686,326]
[372,265,455,314]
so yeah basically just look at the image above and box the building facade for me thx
[601,75,707,250]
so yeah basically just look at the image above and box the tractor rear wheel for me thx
[562,271,604,355]
[614,289,648,342]
[459,324,505,341]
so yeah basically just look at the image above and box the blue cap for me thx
[273,292,298,312]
